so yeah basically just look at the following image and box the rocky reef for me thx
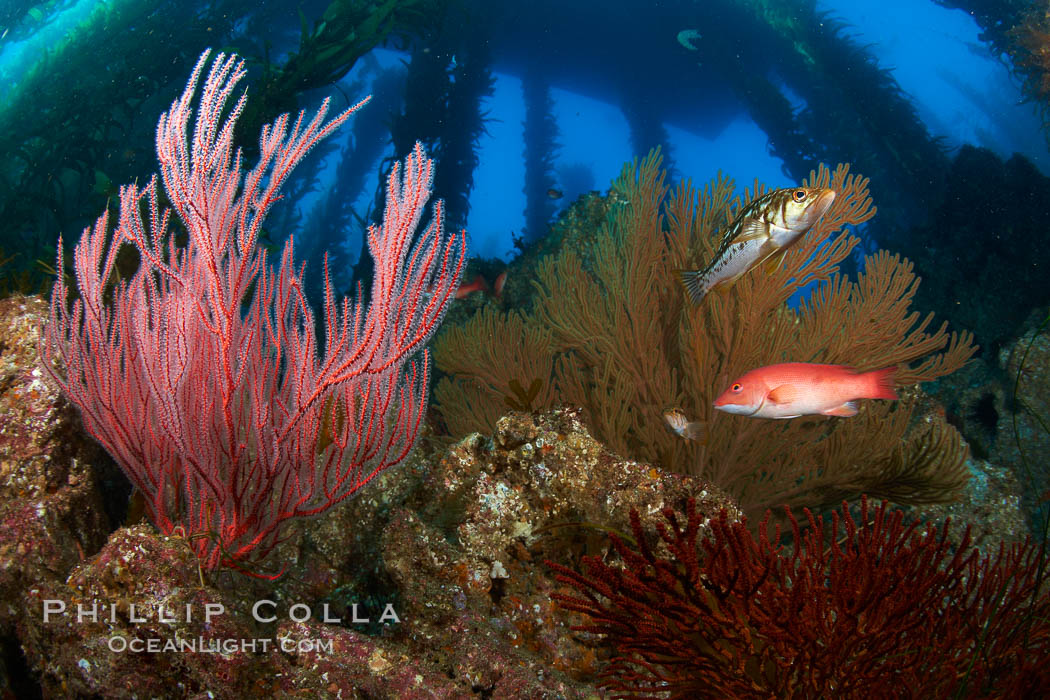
[0,292,1042,696]
[1,293,745,697]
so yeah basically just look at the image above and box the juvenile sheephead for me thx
[713,362,897,419]
[677,186,836,302]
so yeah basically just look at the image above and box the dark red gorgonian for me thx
[548,497,1050,698]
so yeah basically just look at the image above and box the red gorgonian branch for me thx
[548,497,1050,698]
[41,50,464,573]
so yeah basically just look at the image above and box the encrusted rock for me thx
[376,407,738,683]
[993,321,1050,530]
[3,294,736,696]
[0,296,111,625]
[19,526,266,698]
[910,456,1027,551]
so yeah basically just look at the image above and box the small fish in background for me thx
[492,270,508,299]
[452,269,509,301]
[546,188,563,199]
[663,407,707,443]
[676,186,836,303]
[455,274,489,300]
[713,362,897,419]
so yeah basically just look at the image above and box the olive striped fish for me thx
[676,186,836,303]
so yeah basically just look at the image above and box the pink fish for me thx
[492,270,508,298]
[713,363,897,419]
[454,274,489,300]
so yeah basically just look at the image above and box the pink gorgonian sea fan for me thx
[40,50,465,575]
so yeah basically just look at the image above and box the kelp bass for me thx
[677,186,836,302]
